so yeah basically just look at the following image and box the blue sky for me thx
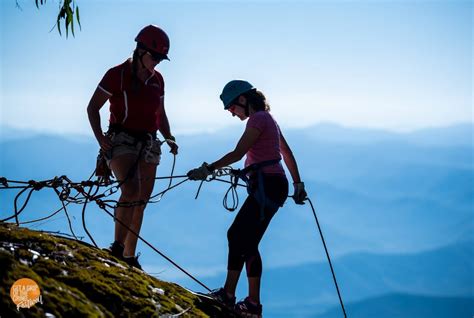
[0,3,473,308]
[0,0,472,136]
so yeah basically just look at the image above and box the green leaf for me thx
[65,15,69,38]
[37,0,81,37]
[56,16,62,36]
[59,7,66,19]
[71,11,75,36]
[66,5,73,21]
[76,6,81,30]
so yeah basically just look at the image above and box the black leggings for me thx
[227,175,289,277]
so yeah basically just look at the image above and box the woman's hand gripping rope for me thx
[187,162,215,181]
[292,182,308,205]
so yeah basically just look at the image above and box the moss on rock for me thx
[0,223,239,317]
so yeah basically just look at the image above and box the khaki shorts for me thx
[105,131,162,167]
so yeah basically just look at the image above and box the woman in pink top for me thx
[188,80,307,317]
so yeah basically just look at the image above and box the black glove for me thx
[292,182,307,205]
[187,162,214,181]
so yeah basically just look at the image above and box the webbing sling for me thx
[233,158,282,221]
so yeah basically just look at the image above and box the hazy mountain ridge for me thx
[318,293,473,318]
[1,123,472,317]
[255,240,474,316]
[1,123,471,261]
[288,122,473,147]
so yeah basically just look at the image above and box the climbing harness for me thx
[230,159,282,221]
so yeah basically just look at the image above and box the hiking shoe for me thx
[235,297,262,318]
[123,254,142,270]
[209,288,236,307]
[104,241,124,259]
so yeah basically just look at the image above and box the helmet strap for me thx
[234,101,250,117]
[138,52,147,69]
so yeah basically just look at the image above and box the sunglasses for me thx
[228,104,243,117]
[228,101,246,111]
[145,50,166,62]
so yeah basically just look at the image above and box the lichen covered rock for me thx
[0,223,238,317]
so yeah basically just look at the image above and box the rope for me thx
[81,184,99,248]
[306,197,347,317]
[18,169,97,225]
[97,202,211,292]
[190,168,246,213]
[0,150,214,292]
[189,169,348,317]
[153,152,177,201]
[0,163,347,311]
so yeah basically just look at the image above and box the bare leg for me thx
[123,159,157,257]
[109,154,140,247]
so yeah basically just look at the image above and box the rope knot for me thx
[96,199,106,209]
[0,177,8,187]
[51,176,64,188]
[28,180,44,191]
[59,188,71,201]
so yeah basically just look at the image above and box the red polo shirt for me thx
[98,59,165,133]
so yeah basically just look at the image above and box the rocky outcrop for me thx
[0,223,238,317]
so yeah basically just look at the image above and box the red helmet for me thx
[135,25,170,60]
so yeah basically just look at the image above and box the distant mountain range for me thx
[318,293,473,318]
[1,122,472,317]
[286,122,473,147]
